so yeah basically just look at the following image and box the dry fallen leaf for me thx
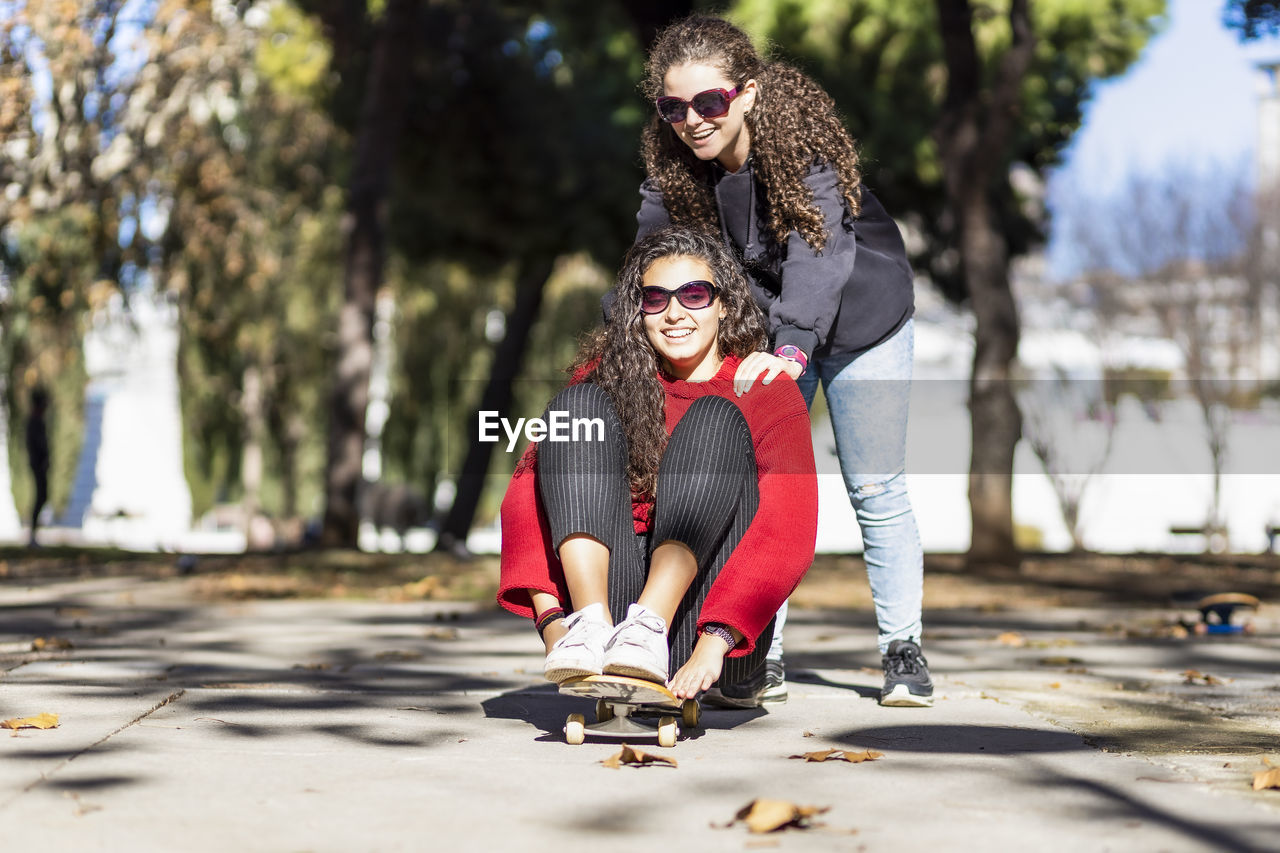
[789,749,883,764]
[64,791,102,817]
[1183,670,1225,686]
[1253,768,1280,791]
[32,636,74,651]
[997,632,1025,647]
[732,799,830,833]
[601,744,678,770]
[3,712,60,731]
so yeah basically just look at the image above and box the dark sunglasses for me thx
[654,87,740,124]
[640,280,720,314]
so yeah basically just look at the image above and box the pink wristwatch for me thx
[773,344,808,375]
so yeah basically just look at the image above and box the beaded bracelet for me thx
[535,607,565,637]
[700,622,737,650]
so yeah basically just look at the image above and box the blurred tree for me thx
[0,0,143,519]
[315,0,418,547]
[424,1,670,553]
[1224,0,1280,38]
[932,0,1035,565]
[1063,164,1259,544]
[294,0,650,551]
[731,0,1163,564]
[1,0,347,539]
[138,1,345,532]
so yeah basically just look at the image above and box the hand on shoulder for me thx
[732,352,803,398]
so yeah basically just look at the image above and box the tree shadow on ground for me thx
[832,725,1271,852]
[1022,760,1271,853]
[834,723,1085,754]
[482,684,766,744]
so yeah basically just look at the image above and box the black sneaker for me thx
[880,639,933,707]
[761,659,787,704]
[702,665,766,709]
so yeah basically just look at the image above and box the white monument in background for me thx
[0,375,23,538]
[73,286,192,549]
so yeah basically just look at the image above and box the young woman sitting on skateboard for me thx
[497,226,817,701]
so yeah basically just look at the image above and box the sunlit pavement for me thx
[2,574,1278,851]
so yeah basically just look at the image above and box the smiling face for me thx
[662,62,756,173]
[641,255,725,381]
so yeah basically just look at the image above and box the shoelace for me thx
[557,612,603,648]
[884,646,924,677]
[608,613,664,649]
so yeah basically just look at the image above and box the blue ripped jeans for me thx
[772,319,924,656]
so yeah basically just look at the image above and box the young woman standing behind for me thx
[633,14,931,707]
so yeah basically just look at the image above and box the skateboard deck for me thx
[1193,592,1260,635]
[558,675,700,746]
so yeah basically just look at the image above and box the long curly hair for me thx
[571,226,767,500]
[641,14,862,252]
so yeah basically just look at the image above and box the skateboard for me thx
[1182,592,1261,635]
[558,674,700,747]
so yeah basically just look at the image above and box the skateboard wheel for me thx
[681,698,700,729]
[565,713,586,745]
[657,716,677,748]
[595,699,614,723]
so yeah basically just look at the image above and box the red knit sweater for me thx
[496,355,818,657]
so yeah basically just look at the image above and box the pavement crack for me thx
[2,688,187,808]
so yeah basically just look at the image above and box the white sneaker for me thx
[601,604,669,684]
[543,603,611,684]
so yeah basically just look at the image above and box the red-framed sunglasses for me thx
[654,87,740,124]
[640,280,720,314]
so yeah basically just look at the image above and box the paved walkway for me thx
[2,572,1278,851]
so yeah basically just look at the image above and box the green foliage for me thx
[0,1,143,518]
[375,1,649,510]
[389,1,646,267]
[257,0,336,100]
[1,206,100,519]
[729,0,1165,299]
[380,261,506,509]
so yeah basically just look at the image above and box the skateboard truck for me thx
[558,675,701,747]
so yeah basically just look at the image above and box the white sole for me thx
[544,664,600,684]
[880,684,934,707]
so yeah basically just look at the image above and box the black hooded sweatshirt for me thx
[633,159,914,373]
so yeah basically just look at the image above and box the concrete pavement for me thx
[2,571,1279,851]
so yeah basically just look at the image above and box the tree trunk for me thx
[321,0,418,547]
[435,254,556,555]
[933,0,1033,567]
[963,197,1022,562]
[241,364,265,546]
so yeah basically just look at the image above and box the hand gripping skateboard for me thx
[558,675,701,747]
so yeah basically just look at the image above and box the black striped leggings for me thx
[537,382,771,683]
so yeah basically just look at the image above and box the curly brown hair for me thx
[640,14,862,252]
[571,226,767,499]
